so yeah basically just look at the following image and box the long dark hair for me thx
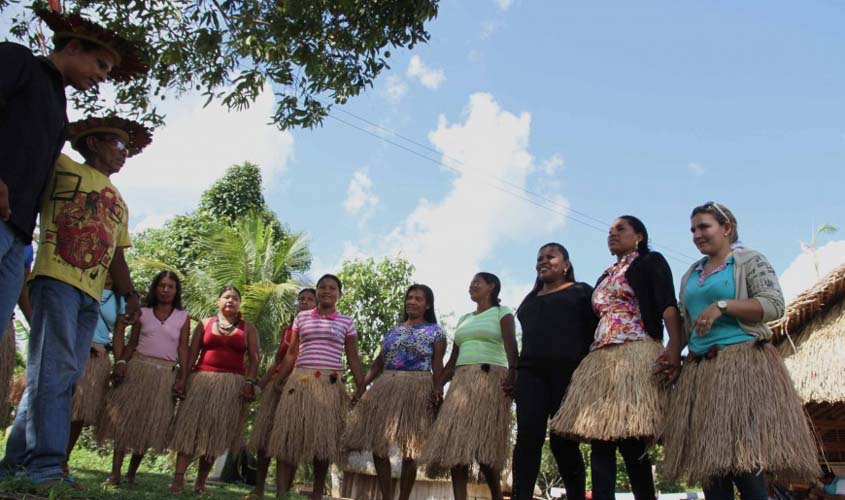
[402,284,438,324]
[619,215,651,254]
[475,272,502,306]
[144,270,183,310]
[517,242,574,316]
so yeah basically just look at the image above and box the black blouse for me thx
[517,282,598,368]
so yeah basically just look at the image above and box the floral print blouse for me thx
[382,323,446,371]
[591,252,650,351]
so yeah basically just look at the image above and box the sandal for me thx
[169,472,185,494]
[193,484,210,495]
[243,491,263,499]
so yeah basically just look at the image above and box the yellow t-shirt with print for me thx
[31,153,131,300]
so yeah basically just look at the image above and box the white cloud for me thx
[384,75,408,105]
[540,154,564,175]
[65,84,294,229]
[381,92,568,318]
[407,56,446,90]
[688,162,706,176]
[780,240,845,302]
[495,0,514,11]
[344,168,379,218]
[480,20,497,39]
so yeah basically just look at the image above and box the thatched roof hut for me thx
[771,264,845,464]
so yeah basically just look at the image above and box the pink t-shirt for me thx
[136,307,189,361]
[293,309,357,370]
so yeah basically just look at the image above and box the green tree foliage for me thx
[127,162,308,289]
[5,0,439,129]
[336,256,415,368]
[186,213,311,355]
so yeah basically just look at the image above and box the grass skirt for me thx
[266,367,347,465]
[344,370,435,459]
[419,364,512,471]
[661,340,820,485]
[550,339,665,441]
[96,354,178,453]
[247,375,283,453]
[170,370,248,458]
[0,323,15,426]
[70,344,111,426]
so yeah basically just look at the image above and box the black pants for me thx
[703,472,768,500]
[590,439,655,500]
[512,363,585,500]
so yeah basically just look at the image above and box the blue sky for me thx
[5,1,845,320]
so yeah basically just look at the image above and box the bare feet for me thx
[169,472,185,494]
[103,475,121,487]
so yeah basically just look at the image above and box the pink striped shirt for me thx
[293,309,357,370]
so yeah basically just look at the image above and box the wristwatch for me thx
[717,300,729,313]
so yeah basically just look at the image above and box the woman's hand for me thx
[428,385,444,414]
[654,347,681,385]
[111,361,127,386]
[240,382,256,401]
[692,303,723,336]
[351,386,366,406]
[502,368,517,398]
[172,378,186,399]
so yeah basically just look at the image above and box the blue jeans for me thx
[0,277,99,482]
[704,471,768,500]
[0,222,25,332]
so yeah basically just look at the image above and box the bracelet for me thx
[115,359,127,366]
[123,289,140,301]
[245,378,258,385]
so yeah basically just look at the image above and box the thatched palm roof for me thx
[769,265,845,403]
[770,264,845,462]
[771,264,845,342]
[771,264,845,404]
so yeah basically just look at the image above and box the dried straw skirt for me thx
[96,353,178,453]
[345,370,434,459]
[266,367,348,465]
[247,374,283,453]
[550,339,665,442]
[70,344,111,426]
[419,364,512,471]
[661,340,820,486]
[0,323,16,426]
[170,370,248,458]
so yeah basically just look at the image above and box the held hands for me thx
[240,382,256,401]
[692,303,723,336]
[111,361,127,386]
[172,378,186,399]
[428,385,444,414]
[654,347,681,385]
[351,386,366,406]
[502,368,517,398]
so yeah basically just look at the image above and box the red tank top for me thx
[195,317,247,375]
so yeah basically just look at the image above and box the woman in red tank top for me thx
[169,286,260,494]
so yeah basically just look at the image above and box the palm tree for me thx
[801,223,838,279]
[133,212,311,360]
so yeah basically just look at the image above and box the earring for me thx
[724,233,729,236]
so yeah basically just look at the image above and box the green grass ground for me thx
[0,436,308,500]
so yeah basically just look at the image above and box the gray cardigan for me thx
[678,248,785,345]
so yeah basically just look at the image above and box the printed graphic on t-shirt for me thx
[42,170,126,279]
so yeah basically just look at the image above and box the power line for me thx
[324,106,698,263]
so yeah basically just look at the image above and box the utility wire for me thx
[324,106,698,263]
